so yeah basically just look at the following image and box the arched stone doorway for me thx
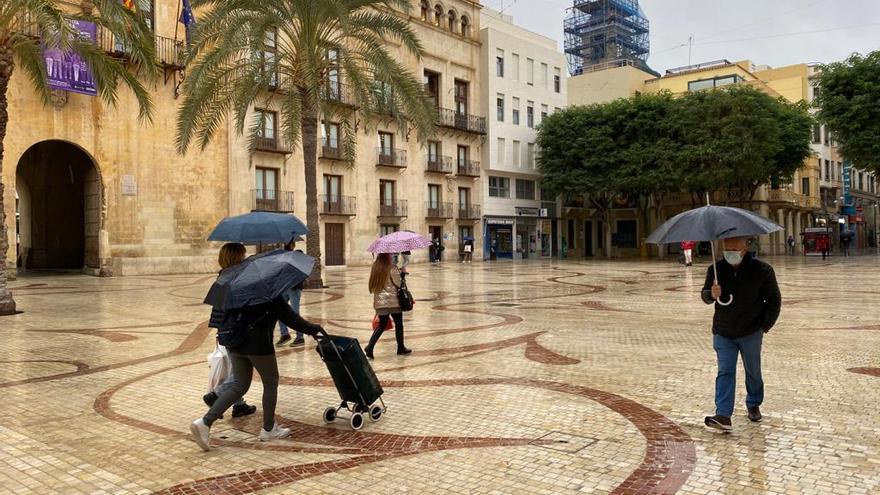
[15,140,102,271]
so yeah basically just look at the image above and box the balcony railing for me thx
[321,145,343,160]
[458,204,482,220]
[767,189,796,204]
[378,199,408,218]
[426,155,454,174]
[425,202,454,219]
[321,195,357,216]
[252,190,295,213]
[377,148,407,168]
[438,108,487,134]
[321,81,356,107]
[456,160,481,178]
[254,136,293,155]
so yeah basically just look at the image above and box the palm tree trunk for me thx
[0,44,18,315]
[301,102,324,288]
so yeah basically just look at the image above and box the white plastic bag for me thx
[207,344,230,392]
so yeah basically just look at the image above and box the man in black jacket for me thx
[701,237,781,432]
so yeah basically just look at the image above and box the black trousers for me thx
[368,312,405,351]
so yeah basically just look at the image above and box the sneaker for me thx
[290,338,305,347]
[202,392,218,407]
[747,406,763,423]
[396,347,412,355]
[704,415,732,432]
[275,334,292,346]
[232,403,257,418]
[190,419,211,451]
[259,423,291,442]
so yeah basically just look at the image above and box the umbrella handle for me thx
[716,294,733,306]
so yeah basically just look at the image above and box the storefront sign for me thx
[487,219,514,225]
[45,20,98,96]
[515,207,539,217]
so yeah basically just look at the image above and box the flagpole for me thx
[174,0,182,42]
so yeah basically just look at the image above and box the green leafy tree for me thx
[0,0,157,315]
[815,51,880,173]
[176,0,436,287]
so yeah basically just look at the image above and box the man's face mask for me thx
[724,250,744,266]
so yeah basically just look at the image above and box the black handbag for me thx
[395,277,414,312]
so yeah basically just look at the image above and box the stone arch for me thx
[433,3,444,27]
[14,139,105,273]
[447,8,458,33]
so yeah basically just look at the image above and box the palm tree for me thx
[177,0,436,287]
[0,0,157,315]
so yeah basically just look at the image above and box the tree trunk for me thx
[0,44,18,315]
[301,102,324,288]
[602,209,613,259]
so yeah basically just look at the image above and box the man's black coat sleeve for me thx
[759,266,782,332]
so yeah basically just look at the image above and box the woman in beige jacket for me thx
[366,253,411,359]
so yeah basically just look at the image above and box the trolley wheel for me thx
[354,403,368,414]
[322,407,337,424]
[350,412,365,430]
[369,405,384,422]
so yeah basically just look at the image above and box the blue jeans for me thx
[277,289,303,339]
[713,331,764,417]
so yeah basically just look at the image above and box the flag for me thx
[122,0,137,11]
[180,0,196,45]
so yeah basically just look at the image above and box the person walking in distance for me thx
[462,238,474,263]
[787,235,796,255]
[276,240,305,347]
[365,253,411,359]
[681,240,695,266]
[702,237,781,433]
[817,235,829,260]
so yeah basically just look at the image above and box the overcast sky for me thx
[481,0,880,74]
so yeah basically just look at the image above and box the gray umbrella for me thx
[647,196,782,306]
[203,249,315,310]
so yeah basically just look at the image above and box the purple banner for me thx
[44,20,98,96]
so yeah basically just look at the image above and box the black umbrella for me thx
[204,249,315,310]
[647,194,782,306]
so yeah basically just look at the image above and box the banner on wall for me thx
[45,20,98,96]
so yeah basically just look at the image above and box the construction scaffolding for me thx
[564,0,652,76]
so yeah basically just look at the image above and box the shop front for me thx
[485,218,514,260]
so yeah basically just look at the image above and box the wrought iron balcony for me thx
[254,136,293,155]
[438,108,487,135]
[456,159,481,178]
[321,195,357,216]
[426,155,454,174]
[377,148,407,168]
[321,145,344,160]
[322,81,356,107]
[458,204,482,220]
[378,199,408,218]
[252,190,295,213]
[425,202,454,219]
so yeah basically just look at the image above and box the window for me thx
[420,0,429,22]
[616,220,637,248]
[255,167,278,199]
[516,179,535,200]
[448,10,457,32]
[512,141,521,167]
[541,104,548,123]
[380,180,395,205]
[461,16,470,37]
[497,138,506,164]
[527,143,535,167]
[540,63,548,88]
[687,74,743,92]
[526,58,534,85]
[512,97,520,125]
[812,124,822,144]
[255,109,277,141]
[812,85,821,101]
[802,177,810,196]
[554,67,561,93]
[378,132,394,155]
[823,127,830,145]
[489,176,510,198]
[324,174,342,203]
[457,145,469,167]
[496,94,505,122]
[824,160,830,181]
[496,49,504,77]
[554,107,561,113]
[322,122,340,151]
[434,4,442,26]
[428,184,441,208]
[526,101,534,128]
[424,70,440,108]
[455,79,469,115]
[428,141,441,164]
[262,28,278,87]
[458,187,471,208]
[380,224,399,236]
[511,53,520,80]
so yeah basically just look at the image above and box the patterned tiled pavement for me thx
[2,256,879,494]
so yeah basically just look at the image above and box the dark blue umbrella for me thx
[204,250,315,310]
[647,198,782,307]
[463,236,475,242]
[208,212,308,245]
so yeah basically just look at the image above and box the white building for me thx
[479,8,567,260]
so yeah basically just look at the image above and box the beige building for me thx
[566,58,832,257]
[3,0,487,277]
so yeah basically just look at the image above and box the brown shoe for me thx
[747,406,763,423]
[704,415,733,432]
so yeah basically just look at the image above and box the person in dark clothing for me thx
[191,280,323,451]
[701,237,781,433]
